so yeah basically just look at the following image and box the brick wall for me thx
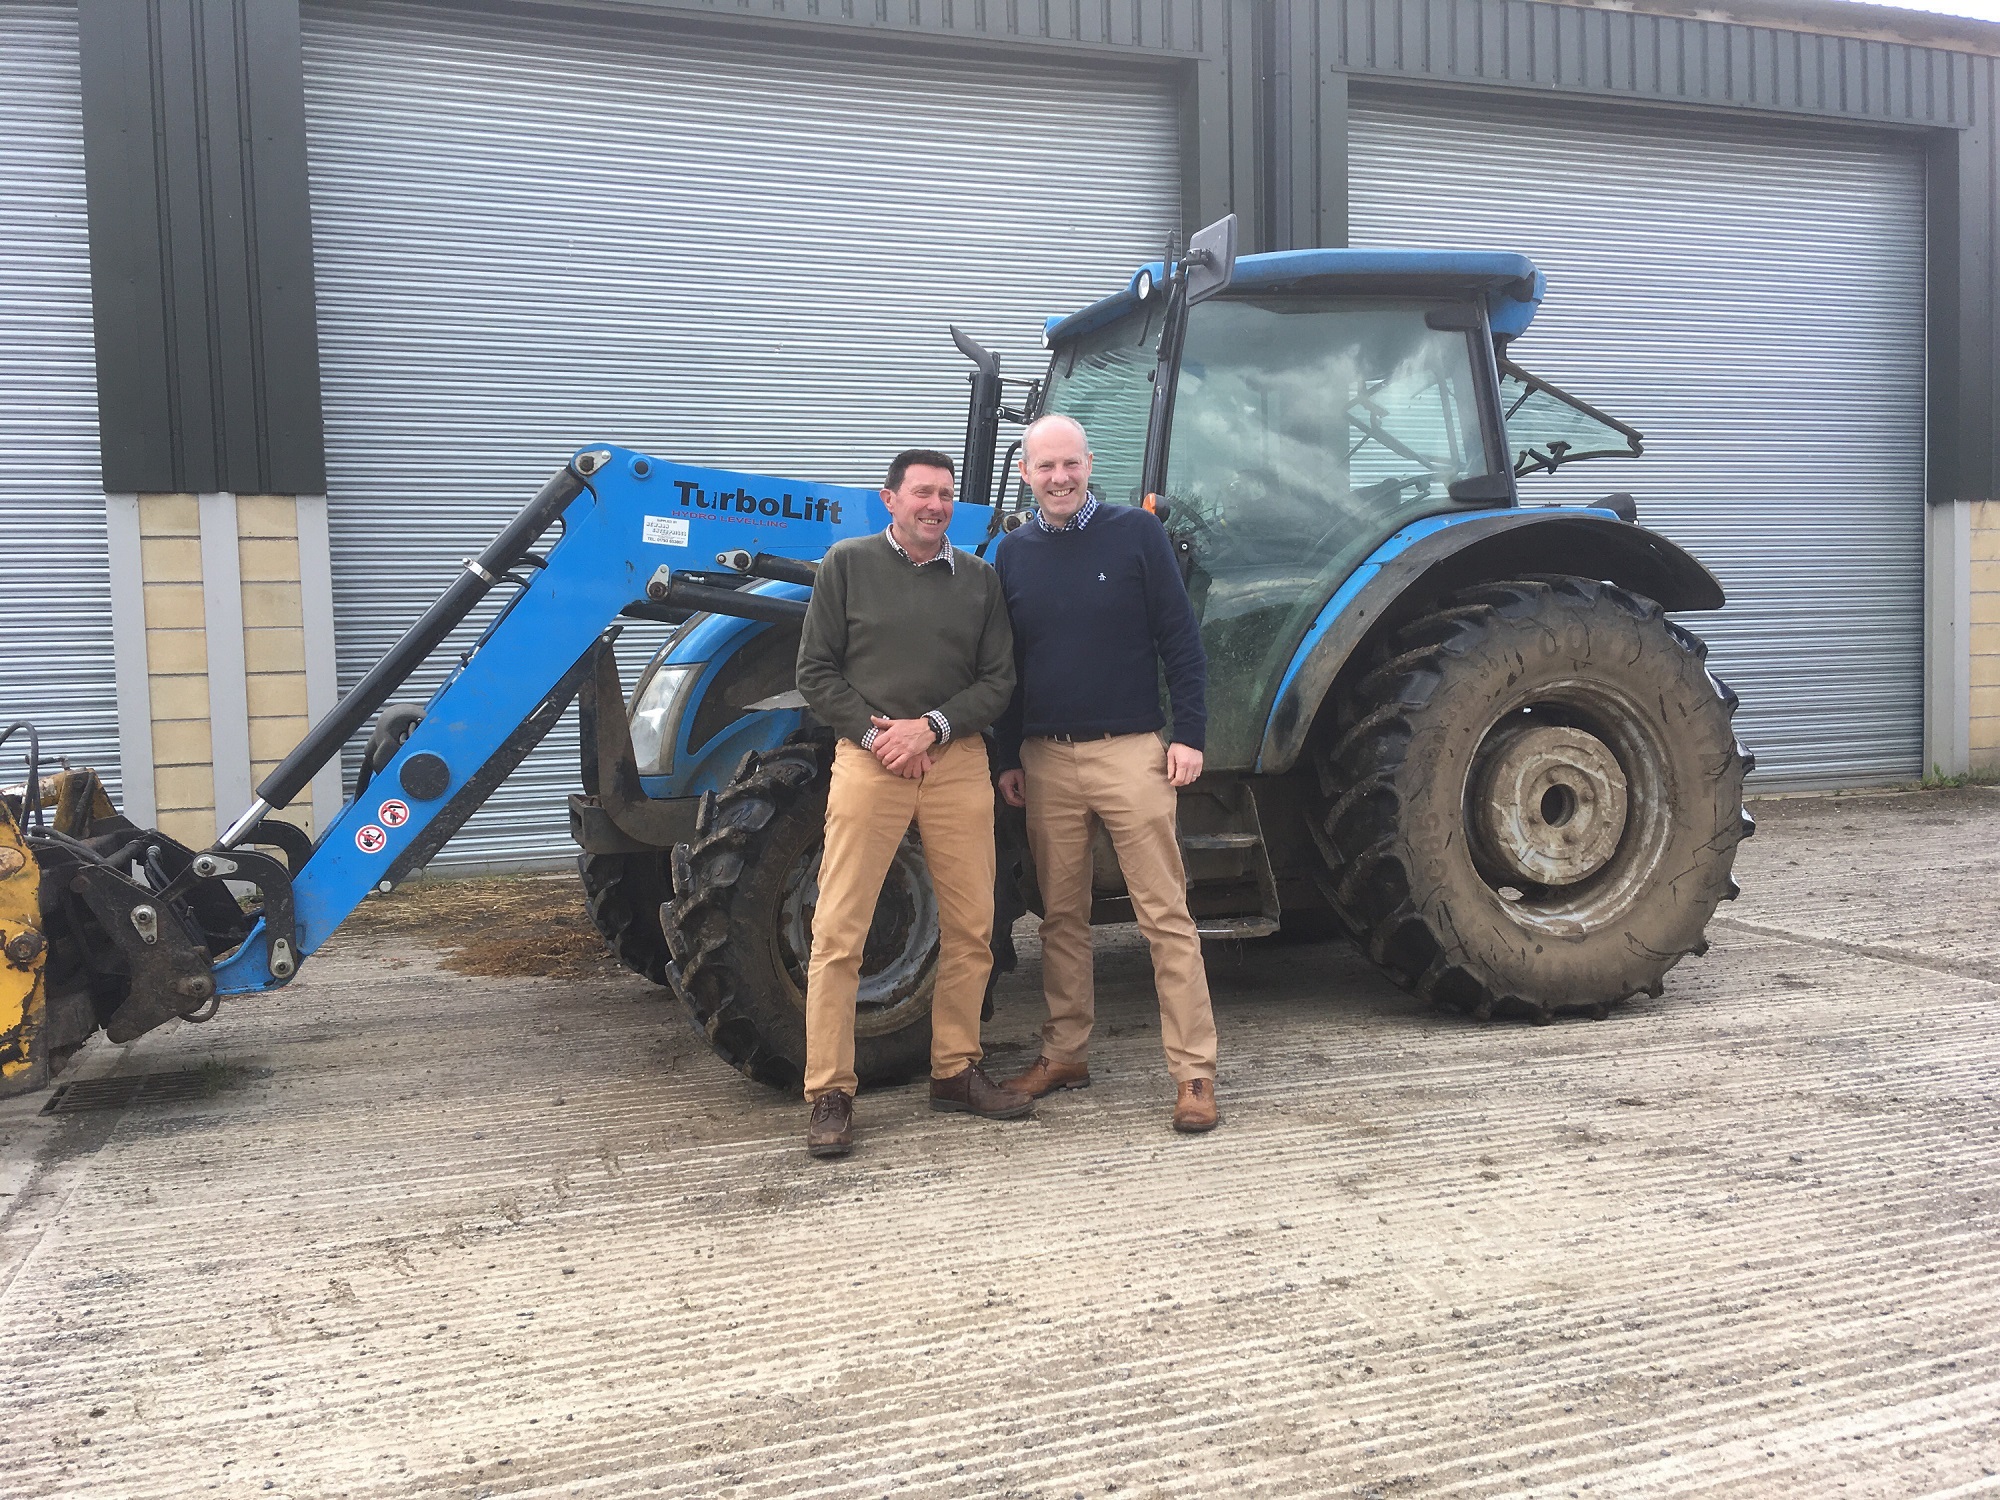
[138,495,215,848]
[130,494,319,844]
[236,497,311,799]
[1975,500,2000,774]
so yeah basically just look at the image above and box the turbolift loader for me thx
[0,218,1753,1099]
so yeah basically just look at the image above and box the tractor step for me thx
[1176,780,1282,943]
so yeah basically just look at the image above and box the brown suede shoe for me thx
[807,1089,854,1157]
[930,1064,1033,1119]
[1001,1055,1092,1098]
[1172,1078,1220,1133]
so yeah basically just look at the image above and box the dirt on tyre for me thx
[1313,575,1754,1020]
[663,742,939,1091]
[578,849,677,986]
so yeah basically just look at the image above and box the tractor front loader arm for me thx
[1,447,878,1094]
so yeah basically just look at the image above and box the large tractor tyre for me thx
[578,849,677,986]
[1313,575,1754,1022]
[664,743,938,1091]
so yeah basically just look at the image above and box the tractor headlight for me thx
[628,662,704,777]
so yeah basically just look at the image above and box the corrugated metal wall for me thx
[1350,96,1927,786]
[0,0,117,792]
[298,0,1181,865]
[1318,0,1978,129]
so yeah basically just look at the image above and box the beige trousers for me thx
[1019,733,1217,1083]
[804,735,994,1100]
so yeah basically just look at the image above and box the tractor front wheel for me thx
[663,743,938,1091]
[578,849,677,986]
[1314,576,1754,1021]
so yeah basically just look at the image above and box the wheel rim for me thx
[1463,681,1671,937]
[778,833,938,1037]
[1470,723,1629,886]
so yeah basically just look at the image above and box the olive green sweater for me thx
[796,534,1015,746]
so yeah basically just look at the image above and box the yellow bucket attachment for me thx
[0,769,117,1096]
[0,795,48,1094]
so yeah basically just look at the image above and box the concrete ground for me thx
[1,788,1996,1499]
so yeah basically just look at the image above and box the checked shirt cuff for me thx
[860,715,950,751]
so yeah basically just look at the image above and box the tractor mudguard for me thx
[636,609,811,802]
[1257,508,1724,775]
[570,596,814,863]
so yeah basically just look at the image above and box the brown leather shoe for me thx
[807,1090,854,1157]
[1172,1078,1220,1133]
[1001,1055,1091,1098]
[930,1064,1033,1119]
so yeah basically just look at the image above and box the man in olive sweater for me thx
[794,448,1026,1158]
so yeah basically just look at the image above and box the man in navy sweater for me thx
[993,414,1220,1132]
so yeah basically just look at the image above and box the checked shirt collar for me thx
[883,526,955,574]
[1034,493,1099,534]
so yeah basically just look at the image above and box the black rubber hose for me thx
[622,581,808,627]
[254,463,588,811]
[743,552,818,587]
[0,720,43,832]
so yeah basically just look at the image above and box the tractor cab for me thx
[975,229,1644,770]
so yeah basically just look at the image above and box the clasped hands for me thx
[869,715,938,779]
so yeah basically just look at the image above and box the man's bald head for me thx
[1021,413,1090,462]
[1017,413,1094,525]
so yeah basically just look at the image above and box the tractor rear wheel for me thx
[663,743,937,1091]
[578,849,676,986]
[1313,576,1753,1021]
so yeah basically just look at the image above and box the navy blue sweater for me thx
[992,502,1207,771]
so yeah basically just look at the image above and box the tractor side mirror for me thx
[1183,214,1238,305]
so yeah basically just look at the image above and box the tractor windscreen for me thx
[1040,297,1169,509]
[1163,295,1501,767]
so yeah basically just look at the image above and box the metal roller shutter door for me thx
[1350,98,1926,788]
[300,0,1180,867]
[0,1,117,794]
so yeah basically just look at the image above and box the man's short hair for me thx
[885,448,956,492]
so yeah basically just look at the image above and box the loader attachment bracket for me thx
[154,847,300,980]
[66,863,219,1043]
[237,818,313,874]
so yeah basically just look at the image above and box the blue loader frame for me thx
[204,446,990,998]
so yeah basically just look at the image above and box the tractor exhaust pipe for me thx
[953,326,1002,511]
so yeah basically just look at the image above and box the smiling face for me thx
[881,462,956,560]
[1019,416,1094,525]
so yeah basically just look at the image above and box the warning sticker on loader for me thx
[643,515,691,547]
[355,824,388,854]
[378,799,410,828]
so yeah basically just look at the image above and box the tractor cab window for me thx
[1039,300,1166,511]
[1499,360,1644,476]
[1161,296,1499,767]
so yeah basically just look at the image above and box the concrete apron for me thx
[2,789,1998,1497]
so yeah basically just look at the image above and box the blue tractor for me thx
[0,219,1751,1099]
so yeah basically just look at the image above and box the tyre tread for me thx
[1311,575,1752,1022]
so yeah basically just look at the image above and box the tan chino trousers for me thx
[1019,732,1217,1083]
[804,736,995,1101]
